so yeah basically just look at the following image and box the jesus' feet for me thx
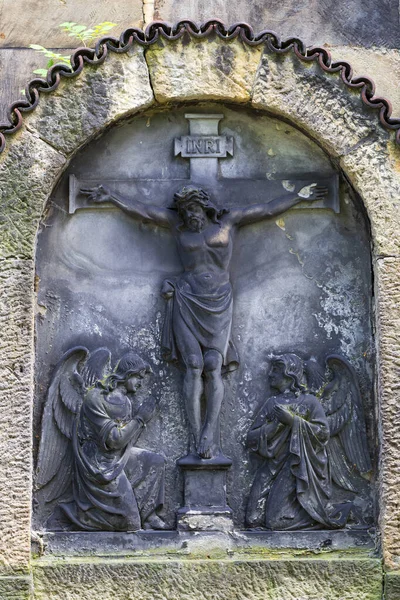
[197,424,214,459]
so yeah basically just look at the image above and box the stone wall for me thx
[1,0,400,121]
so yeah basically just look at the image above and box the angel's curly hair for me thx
[170,185,228,224]
[101,351,150,391]
[271,353,307,393]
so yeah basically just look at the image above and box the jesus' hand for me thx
[80,184,112,204]
[298,183,328,201]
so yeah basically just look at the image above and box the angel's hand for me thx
[274,405,294,427]
[137,395,157,424]
[80,184,112,204]
[298,183,328,201]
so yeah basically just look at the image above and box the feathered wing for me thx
[80,347,111,388]
[36,346,88,503]
[321,354,372,493]
[304,357,326,394]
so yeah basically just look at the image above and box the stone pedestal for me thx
[176,454,233,531]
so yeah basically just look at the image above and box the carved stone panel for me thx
[33,105,375,539]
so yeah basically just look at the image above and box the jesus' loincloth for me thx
[161,278,239,373]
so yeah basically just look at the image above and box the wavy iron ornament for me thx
[1,19,400,154]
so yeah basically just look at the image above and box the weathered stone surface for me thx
[340,141,400,258]
[0,0,143,48]
[0,259,35,572]
[26,48,154,156]
[0,131,66,260]
[33,556,382,600]
[145,37,262,103]
[0,575,32,599]
[153,0,400,48]
[32,105,375,532]
[331,47,400,118]
[252,50,384,157]
[375,258,400,569]
[385,571,400,599]
[1,0,399,50]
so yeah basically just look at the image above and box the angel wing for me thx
[36,346,112,503]
[320,354,372,493]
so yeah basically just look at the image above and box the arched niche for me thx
[0,37,399,577]
[33,103,376,534]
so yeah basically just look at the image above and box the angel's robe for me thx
[246,392,348,530]
[60,387,164,531]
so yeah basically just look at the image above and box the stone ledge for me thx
[38,529,376,558]
[32,555,383,600]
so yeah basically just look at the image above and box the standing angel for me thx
[36,347,167,531]
[246,353,371,530]
[81,182,326,461]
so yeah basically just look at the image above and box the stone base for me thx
[31,555,383,600]
[30,531,382,598]
[176,507,233,532]
[177,453,233,532]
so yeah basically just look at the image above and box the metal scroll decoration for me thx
[1,19,400,155]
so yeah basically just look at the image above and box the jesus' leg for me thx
[198,350,224,459]
[174,315,204,452]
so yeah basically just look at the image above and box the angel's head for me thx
[269,353,306,394]
[104,351,151,393]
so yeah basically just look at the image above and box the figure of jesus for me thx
[82,182,326,460]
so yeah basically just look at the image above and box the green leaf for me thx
[59,22,76,27]
[71,25,87,33]
[33,68,48,77]
[30,44,47,51]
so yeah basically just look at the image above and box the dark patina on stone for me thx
[33,105,375,546]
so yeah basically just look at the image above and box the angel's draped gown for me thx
[246,392,347,530]
[60,387,165,531]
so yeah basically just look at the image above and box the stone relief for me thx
[246,353,372,530]
[36,347,167,531]
[80,182,327,462]
[34,107,375,535]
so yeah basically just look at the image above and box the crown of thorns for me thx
[170,186,210,210]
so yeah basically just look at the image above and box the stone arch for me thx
[0,35,399,579]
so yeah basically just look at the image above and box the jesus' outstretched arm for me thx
[227,184,328,227]
[80,184,172,228]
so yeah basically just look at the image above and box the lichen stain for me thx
[215,46,234,77]
[387,140,400,172]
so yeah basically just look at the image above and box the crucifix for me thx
[69,112,339,530]
[69,114,338,463]
[69,113,338,216]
